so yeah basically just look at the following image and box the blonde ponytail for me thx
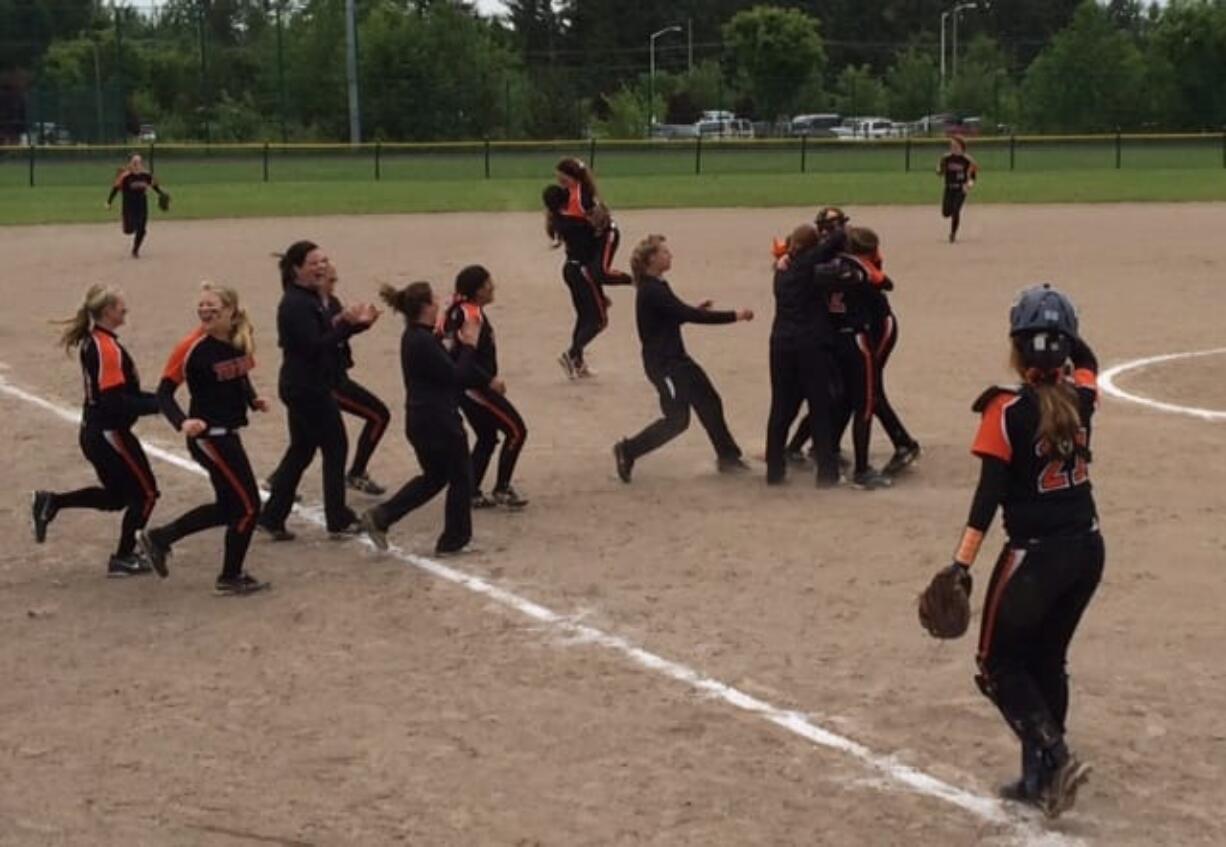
[200,281,255,355]
[1034,381,1081,458]
[53,284,122,353]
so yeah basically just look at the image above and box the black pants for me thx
[831,331,876,474]
[122,200,148,255]
[152,434,261,580]
[563,260,607,364]
[51,425,159,558]
[766,339,838,484]
[942,187,967,238]
[372,414,472,553]
[591,223,633,287]
[977,533,1104,749]
[866,314,915,450]
[263,390,354,532]
[461,387,527,494]
[623,359,741,464]
[334,376,390,477]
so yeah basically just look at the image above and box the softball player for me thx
[555,157,632,289]
[138,283,270,596]
[441,265,529,509]
[32,285,160,577]
[106,153,168,258]
[941,284,1101,817]
[544,184,608,379]
[938,136,978,243]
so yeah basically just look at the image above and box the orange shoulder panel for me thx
[162,328,206,384]
[971,392,1016,462]
[93,331,126,391]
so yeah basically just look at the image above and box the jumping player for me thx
[138,283,270,596]
[612,234,754,482]
[441,265,529,510]
[555,157,632,290]
[938,136,978,243]
[32,285,160,577]
[936,284,1101,817]
[361,282,485,556]
[322,260,390,496]
[106,153,168,258]
[544,184,611,379]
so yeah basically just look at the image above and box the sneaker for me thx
[851,468,893,490]
[256,521,296,542]
[136,529,171,578]
[717,456,752,474]
[883,443,921,476]
[493,487,528,509]
[328,520,365,540]
[31,490,56,544]
[360,509,388,552]
[472,491,497,510]
[107,553,153,578]
[785,449,811,468]
[612,441,633,483]
[1041,753,1091,819]
[575,360,596,378]
[346,472,386,496]
[435,541,482,557]
[558,351,577,380]
[263,477,302,504]
[214,572,271,596]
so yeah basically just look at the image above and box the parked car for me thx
[790,113,841,137]
[696,117,754,139]
[835,117,898,140]
[20,122,72,145]
[138,123,157,142]
[651,122,699,140]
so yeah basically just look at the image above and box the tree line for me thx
[2,0,1225,144]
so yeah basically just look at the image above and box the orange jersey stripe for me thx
[93,330,126,391]
[162,327,207,384]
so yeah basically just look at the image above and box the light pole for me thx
[940,2,984,91]
[648,25,682,137]
[90,39,104,142]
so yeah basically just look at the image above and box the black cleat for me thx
[346,472,386,496]
[784,449,811,468]
[31,490,56,544]
[256,521,296,542]
[613,441,633,483]
[883,443,921,476]
[136,529,171,578]
[472,491,497,510]
[107,553,153,578]
[328,520,366,540]
[493,487,529,509]
[717,456,752,474]
[360,509,388,552]
[435,541,483,557]
[1042,753,1091,819]
[214,572,271,596]
[851,468,893,490]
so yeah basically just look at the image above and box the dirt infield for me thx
[1,204,1224,846]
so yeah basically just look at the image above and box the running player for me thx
[106,153,168,258]
[360,282,485,556]
[441,265,529,509]
[32,285,160,577]
[138,283,270,596]
[544,184,607,379]
[322,260,390,495]
[938,136,978,243]
[259,241,377,540]
[936,284,1101,817]
[612,234,754,482]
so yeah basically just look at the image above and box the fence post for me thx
[904,135,911,173]
[800,133,807,173]
[262,141,270,183]
[589,136,597,170]
[148,141,155,173]
[1221,127,1225,169]
[1115,128,1122,169]
[1009,134,1016,171]
[484,138,491,179]
[695,133,702,175]
[28,143,35,187]
[375,142,381,181]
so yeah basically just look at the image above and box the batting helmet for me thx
[1010,284,1079,372]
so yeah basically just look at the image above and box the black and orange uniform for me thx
[107,168,165,257]
[442,296,527,498]
[957,339,1102,796]
[261,282,360,534]
[325,294,390,481]
[765,242,842,486]
[553,214,609,370]
[938,151,978,241]
[34,327,160,568]
[619,276,742,466]
[562,182,633,288]
[366,323,484,554]
[146,328,263,581]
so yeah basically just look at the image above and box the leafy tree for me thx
[886,44,939,122]
[832,64,887,118]
[721,5,825,120]
[1148,0,1226,129]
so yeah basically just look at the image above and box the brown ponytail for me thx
[380,281,433,321]
[53,284,122,353]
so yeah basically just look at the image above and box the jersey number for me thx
[1036,429,1089,494]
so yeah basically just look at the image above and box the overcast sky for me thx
[475,0,508,17]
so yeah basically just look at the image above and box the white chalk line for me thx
[1099,348,1226,422]
[1,374,1076,845]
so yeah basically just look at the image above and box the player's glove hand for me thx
[158,192,171,211]
[918,563,973,639]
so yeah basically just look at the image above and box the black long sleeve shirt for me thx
[441,296,497,379]
[633,276,737,374]
[157,328,258,431]
[400,323,484,418]
[78,326,160,429]
[277,283,358,396]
